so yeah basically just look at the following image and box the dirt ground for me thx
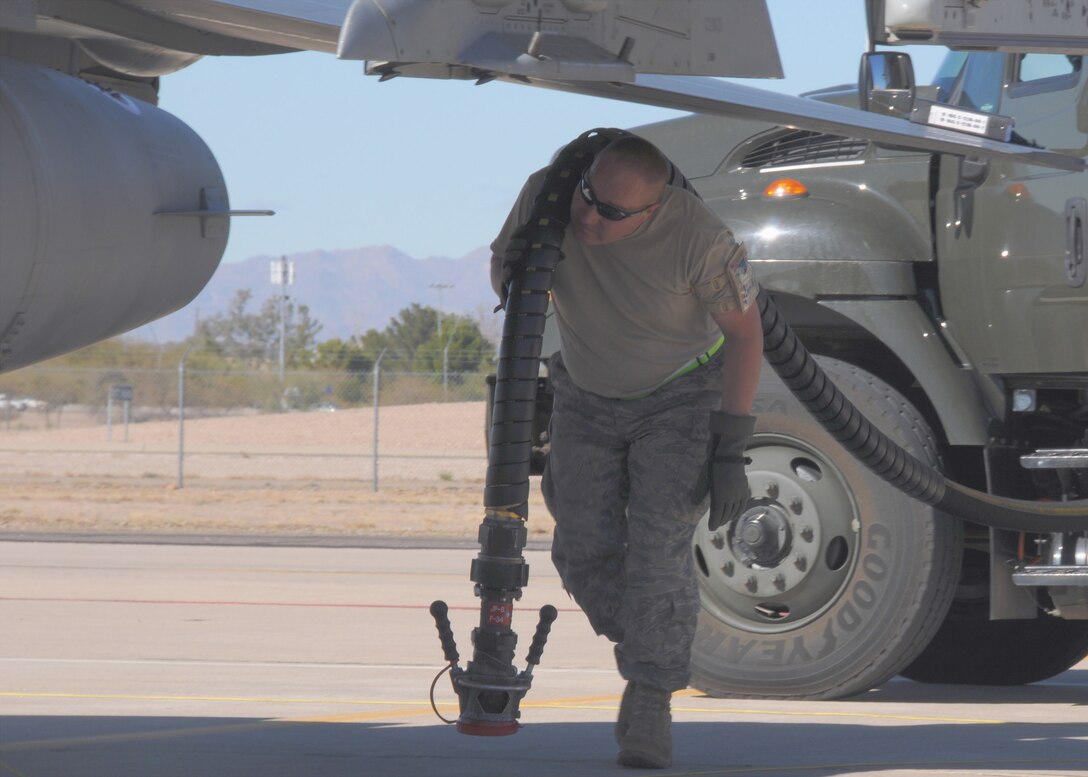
[0,402,552,542]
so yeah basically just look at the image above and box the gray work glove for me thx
[697,411,755,531]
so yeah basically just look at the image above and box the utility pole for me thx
[443,323,460,400]
[429,282,453,339]
[271,255,295,382]
[373,347,388,492]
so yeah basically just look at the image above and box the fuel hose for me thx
[430,128,616,737]
[485,128,616,515]
[758,291,1088,532]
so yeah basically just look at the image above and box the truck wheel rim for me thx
[693,435,861,634]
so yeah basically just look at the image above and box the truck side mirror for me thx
[859,52,916,117]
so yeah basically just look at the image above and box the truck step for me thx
[1020,449,1088,470]
[1012,565,1088,587]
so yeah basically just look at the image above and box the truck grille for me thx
[740,130,868,169]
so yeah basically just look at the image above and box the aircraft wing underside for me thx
[6,0,1087,172]
[17,0,348,55]
[493,72,1088,172]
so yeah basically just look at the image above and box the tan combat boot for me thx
[616,682,672,769]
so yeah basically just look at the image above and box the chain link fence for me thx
[0,353,492,491]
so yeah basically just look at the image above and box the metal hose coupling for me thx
[430,598,557,735]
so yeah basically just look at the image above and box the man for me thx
[491,134,763,768]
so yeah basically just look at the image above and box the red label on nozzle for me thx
[487,602,512,627]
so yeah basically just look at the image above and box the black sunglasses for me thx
[578,174,655,222]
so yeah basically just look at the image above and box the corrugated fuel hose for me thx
[758,292,1088,531]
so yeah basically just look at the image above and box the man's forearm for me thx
[716,306,763,415]
[719,336,762,414]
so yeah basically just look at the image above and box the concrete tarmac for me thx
[1,539,1086,777]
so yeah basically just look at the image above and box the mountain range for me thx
[131,245,499,344]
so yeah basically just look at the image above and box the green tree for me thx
[314,337,376,373]
[311,338,378,407]
[357,304,494,374]
[414,314,492,374]
[380,303,437,370]
[198,289,322,368]
[263,296,323,368]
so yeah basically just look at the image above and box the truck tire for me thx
[901,611,1088,685]
[690,358,962,699]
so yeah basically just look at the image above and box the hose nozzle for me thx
[430,598,558,736]
[429,514,558,735]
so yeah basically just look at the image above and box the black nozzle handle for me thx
[430,600,460,666]
[525,605,558,667]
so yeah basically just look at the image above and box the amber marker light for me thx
[1006,183,1030,200]
[762,178,809,200]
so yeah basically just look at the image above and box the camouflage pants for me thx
[542,350,722,692]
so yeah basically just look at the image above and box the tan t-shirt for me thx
[491,168,757,398]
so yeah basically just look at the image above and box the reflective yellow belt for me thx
[620,335,725,400]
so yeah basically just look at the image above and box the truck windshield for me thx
[931,51,1004,113]
[931,51,968,103]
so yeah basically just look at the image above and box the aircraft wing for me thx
[13,0,783,69]
[332,0,1087,172]
[12,0,348,56]
[12,0,1085,172]
[491,72,1087,172]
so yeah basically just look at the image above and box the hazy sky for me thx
[156,0,948,264]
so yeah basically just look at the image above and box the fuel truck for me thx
[490,45,1088,700]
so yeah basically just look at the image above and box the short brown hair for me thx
[596,135,669,190]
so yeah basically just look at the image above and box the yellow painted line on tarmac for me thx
[3,688,1006,725]
[524,699,1004,725]
[0,690,618,753]
[523,692,629,708]
[0,692,623,753]
[0,691,441,707]
[0,702,443,753]
[673,688,1005,725]
[2,719,327,754]
[0,690,620,711]
[526,688,1005,725]
[669,703,1003,725]
[2,688,1077,777]
[0,686,1009,758]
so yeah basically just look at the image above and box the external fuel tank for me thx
[0,57,228,371]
